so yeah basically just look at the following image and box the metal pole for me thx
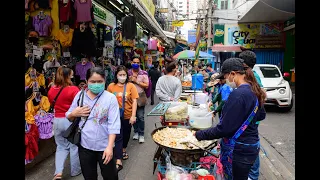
[207,0,214,49]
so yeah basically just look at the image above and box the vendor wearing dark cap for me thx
[195,58,266,180]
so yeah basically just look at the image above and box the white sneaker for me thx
[133,133,139,140]
[139,136,145,143]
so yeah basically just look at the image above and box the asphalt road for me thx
[259,95,295,168]
[25,95,295,180]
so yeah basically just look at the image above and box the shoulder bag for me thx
[63,89,103,146]
[119,84,127,119]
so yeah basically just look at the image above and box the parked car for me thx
[253,64,293,112]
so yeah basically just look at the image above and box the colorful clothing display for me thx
[33,15,53,37]
[75,61,93,80]
[55,29,74,47]
[74,0,92,22]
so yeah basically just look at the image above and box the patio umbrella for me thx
[173,50,215,59]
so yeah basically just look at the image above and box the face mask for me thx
[117,76,127,84]
[28,37,39,44]
[226,74,237,89]
[88,83,105,94]
[132,64,140,69]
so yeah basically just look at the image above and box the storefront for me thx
[212,23,286,71]
[283,17,295,84]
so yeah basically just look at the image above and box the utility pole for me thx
[207,0,214,50]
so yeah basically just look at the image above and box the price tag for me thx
[103,47,107,57]
[63,52,71,57]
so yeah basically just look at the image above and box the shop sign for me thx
[158,8,169,13]
[225,23,284,49]
[188,29,196,44]
[172,21,184,27]
[92,1,116,28]
[140,0,156,16]
[213,24,224,45]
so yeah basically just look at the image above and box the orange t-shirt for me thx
[107,82,139,120]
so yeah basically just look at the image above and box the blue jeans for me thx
[248,156,260,180]
[133,106,145,136]
[53,117,81,176]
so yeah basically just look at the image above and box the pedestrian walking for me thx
[48,66,81,180]
[148,62,161,105]
[107,65,139,172]
[156,61,182,102]
[66,67,120,180]
[195,58,266,180]
[128,58,149,143]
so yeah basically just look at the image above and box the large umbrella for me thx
[173,50,214,59]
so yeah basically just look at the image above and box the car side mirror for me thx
[283,72,290,78]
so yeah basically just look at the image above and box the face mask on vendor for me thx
[226,72,237,89]
[28,37,39,44]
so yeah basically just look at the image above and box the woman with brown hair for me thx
[48,66,81,180]
[195,58,266,180]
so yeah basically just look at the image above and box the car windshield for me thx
[256,66,281,78]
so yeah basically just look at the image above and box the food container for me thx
[191,93,209,105]
[164,102,188,122]
[189,106,213,130]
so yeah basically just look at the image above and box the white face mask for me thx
[226,74,237,89]
[117,76,127,83]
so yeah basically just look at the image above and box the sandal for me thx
[122,152,129,160]
[53,174,62,180]
[116,164,123,172]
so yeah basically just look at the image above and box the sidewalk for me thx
[25,98,284,180]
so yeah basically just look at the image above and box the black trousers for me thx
[151,87,155,104]
[78,146,118,180]
[114,118,132,160]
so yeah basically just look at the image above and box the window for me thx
[257,66,281,78]
[179,6,183,8]
[179,2,183,4]
[221,0,228,10]
[179,10,183,12]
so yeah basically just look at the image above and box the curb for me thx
[259,135,295,180]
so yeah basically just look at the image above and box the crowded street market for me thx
[25,0,295,180]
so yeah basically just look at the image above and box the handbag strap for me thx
[121,83,127,113]
[80,91,104,130]
[230,98,259,142]
[51,87,64,109]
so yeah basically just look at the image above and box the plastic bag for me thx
[165,154,191,180]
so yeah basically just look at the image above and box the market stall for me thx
[147,101,222,180]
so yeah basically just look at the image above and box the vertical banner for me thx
[194,22,201,64]
[213,24,225,44]
[188,29,197,44]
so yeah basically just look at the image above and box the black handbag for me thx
[63,89,103,145]
[48,87,64,113]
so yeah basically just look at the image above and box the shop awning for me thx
[239,0,295,23]
[212,45,242,52]
[131,0,175,47]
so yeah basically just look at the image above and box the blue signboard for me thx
[188,30,197,44]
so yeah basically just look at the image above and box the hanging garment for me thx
[114,30,123,47]
[75,61,93,80]
[104,64,116,87]
[35,110,54,139]
[148,38,158,50]
[71,28,96,57]
[96,23,106,48]
[114,47,124,65]
[59,0,72,22]
[33,15,53,37]
[74,0,92,22]
[56,28,74,47]
[105,26,113,41]
[25,124,39,165]
[122,16,137,39]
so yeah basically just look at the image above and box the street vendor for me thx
[194,58,266,180]
[209,73,233,118]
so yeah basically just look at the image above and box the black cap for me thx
[239,51,256,68]
[220,58,245,76]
